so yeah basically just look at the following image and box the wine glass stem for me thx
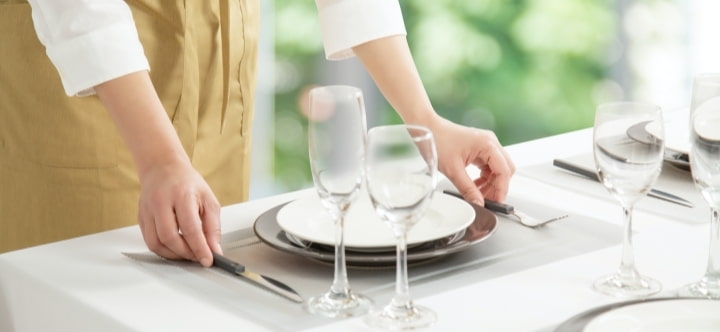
[617,205,640,281]
[330,214,351,296]
[391,231,412,308]
[704,208,720,280]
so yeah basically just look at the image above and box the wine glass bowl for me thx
[363,124,438,330]
[594,131,664,206]
[592,101,665,298]
[679,73,720,299]
[303,85,372,317]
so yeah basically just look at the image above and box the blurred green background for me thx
[268,0,618,194]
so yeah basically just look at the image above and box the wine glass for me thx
[304,85,372,317]
[592,101,665,297]
[363,124,438,330]
[679,73,720,299]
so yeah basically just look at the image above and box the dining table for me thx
[1,108,715,332]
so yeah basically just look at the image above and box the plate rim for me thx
[644,117,690,155]
[634,121,690,170]
[275,192,477,248]
[253,196,497,268]
[555,297,719,332]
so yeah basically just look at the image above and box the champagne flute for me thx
[363,124,438,330]
[592,101,664,297]
[679,73,720,299]
[304,85,372,317]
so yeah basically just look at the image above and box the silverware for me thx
[123,252,304,303]
[442,190,568,228]
[552,159,694,208]
[212,253,303,303]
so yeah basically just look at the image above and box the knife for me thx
[441,189,516,215]
[552,159,694,208]
[212,252,303,303]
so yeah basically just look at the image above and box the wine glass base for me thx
[363,304,437,330]
[677,279,720,299]
[592,274,662,298]
[303,291,372,318]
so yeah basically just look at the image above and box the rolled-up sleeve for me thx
[28,0,149,97]
[315,0,407,60]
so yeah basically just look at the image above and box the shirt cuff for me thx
[316,0,407,60]
[45,22,150,97]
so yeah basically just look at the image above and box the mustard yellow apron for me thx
[0,0,258,253]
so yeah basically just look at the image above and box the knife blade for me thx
[212,252,303,303]
[552,159,694,208]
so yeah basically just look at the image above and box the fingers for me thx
[477,151,512,201]
[440,127,515,204]
[138,208,184,261]
[503,147,516,175]
[175,193,214,267]
[476,167,506,202]
[153,200,196,261]
[201,196,223,255]
[444,163,485,205]
[480,146,515,202]
[138,190,220,268]
[473,133,514,202]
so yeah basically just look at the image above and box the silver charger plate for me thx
[253,197,498,268]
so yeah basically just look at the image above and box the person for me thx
[0,0,515,265]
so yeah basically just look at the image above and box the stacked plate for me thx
[644,117,690,170]
[253,191,498,268]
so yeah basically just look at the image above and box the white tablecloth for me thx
[1,110,712,331]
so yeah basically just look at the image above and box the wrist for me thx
[135,147,192,182]
[400,109,443,130]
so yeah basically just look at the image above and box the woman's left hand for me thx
[427,116,516,206]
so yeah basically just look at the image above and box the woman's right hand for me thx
[95,71,221,267]
[137,161,222,267]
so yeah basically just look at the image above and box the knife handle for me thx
[212,252,245,274]
[442,190,514,214]
[483,199,514,214]
[552,159,600,181]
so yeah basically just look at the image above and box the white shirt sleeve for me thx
[315,0,407,60]
[27,0,149,97]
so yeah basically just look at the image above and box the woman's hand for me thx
[96,71,221,267]
[428,117,515,205]
[137,161,222,267]
[351,36,515,204]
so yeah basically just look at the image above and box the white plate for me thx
[584,299,720,332]
[276,191,475,249]
[646,116,689,154]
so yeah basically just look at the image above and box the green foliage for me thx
[272,0,616,192]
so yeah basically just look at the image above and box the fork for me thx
[483,199,568,228]
[442,190,568,228]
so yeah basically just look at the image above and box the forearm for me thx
[352,35,440,127]
[94,71,190,178]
